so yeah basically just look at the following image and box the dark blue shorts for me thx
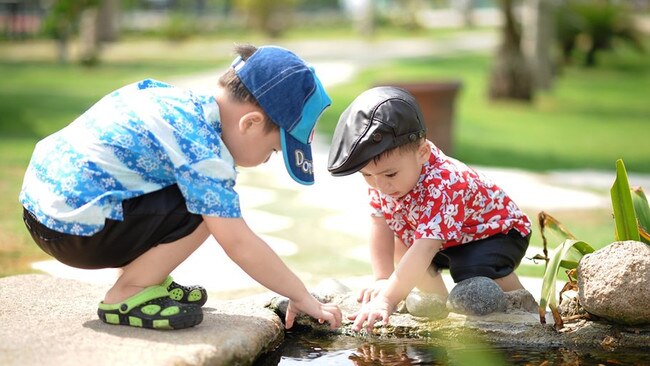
[432,229,531,282]
[23,185,203,269]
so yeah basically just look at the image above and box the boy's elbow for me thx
[203,215,251,255]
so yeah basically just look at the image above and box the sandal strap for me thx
[161,275,174,288]
[99,285,170,314]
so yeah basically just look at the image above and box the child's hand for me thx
[357,279,388,304]
[347,294,395,333]
[285,295,342,330]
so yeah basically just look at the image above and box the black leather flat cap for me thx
[327,86,426,176]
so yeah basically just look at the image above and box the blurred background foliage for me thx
[0,0,648,277]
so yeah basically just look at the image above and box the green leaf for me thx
[539,239,594,327]
[611,159,640,241]
[538,211,577,240]
[631,187,650,244]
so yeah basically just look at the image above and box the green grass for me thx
[0,59,227,276]
[320,46,650,173]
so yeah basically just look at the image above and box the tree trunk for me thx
[488,0,534,101]
[56,36,69,64]
[522,0,555,90]
[357,0,375,38]
[453,0,475,28]
[96,0,119,43]
[79,7,100,66]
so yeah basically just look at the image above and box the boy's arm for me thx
[369,215,395,280]
[358,215,396,303]
[203,215,342,330]
[351,237,443,332]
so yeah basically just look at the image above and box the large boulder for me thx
[578,240,650,325]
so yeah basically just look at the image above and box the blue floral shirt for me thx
[19,79,241,236]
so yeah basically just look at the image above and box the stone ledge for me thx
[0,274,283,366]
[270,287,650,352]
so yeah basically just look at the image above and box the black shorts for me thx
[23,185,203,269]
[432,229,531,283]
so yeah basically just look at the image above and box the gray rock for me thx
[504,289,539,313]
[559,294,588,319]
[405,291,449,319]
[446,276,507,316]
[578,240,650,325]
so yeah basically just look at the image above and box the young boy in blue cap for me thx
[328,86,531,332]
[20,44,342,330]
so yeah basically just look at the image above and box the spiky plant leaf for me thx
[539,239,594,328]
[611,159,640,241]
[631,187,650,244]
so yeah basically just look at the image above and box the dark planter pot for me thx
[378,81,462,154]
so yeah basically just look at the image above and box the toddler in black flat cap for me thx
[328,86,532,332]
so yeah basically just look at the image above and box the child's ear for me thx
[238,111,265,133]
[416,140,430,164]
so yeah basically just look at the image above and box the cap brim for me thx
[281,129,314,185]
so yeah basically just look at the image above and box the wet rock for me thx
[578,241,650,325]
[311,278,352,298]
[267,294,335,332]
[446,277,507,316]
[266,279,650,353]
[405,291,449,319]
[504,289,539,313]
[559,295,589,319]
[266,280,353,332]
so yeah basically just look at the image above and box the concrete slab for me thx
[0,274,282,366]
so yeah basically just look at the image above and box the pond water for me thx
[254,331,650,366]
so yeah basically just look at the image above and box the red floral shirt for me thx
[369,142,531,249]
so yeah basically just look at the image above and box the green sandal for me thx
[97,285,203,330]
[163,276,208,307]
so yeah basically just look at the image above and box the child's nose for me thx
[375,177,390,192]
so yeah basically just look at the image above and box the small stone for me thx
[447,276,507,316]
[405,291,449,319]
[504,289,539,313]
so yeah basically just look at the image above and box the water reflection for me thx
[254,330,650,366]
[347,342,447,365]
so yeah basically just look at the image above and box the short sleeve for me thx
[175,162,241,218]
[368,187,384,217]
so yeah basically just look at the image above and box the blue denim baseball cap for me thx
[232,46,332,185]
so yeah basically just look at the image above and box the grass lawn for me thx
[0,37,648,279]
[319,45,650,173]
[0,58,229,276]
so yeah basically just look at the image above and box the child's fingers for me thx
[352,312,369,332]
[365,312,381,333]
[322,303,342,325]
[330,310,344,330]
[362,290,372,304]
[284,307,296,329]
[356,288,366,303]
[317,311,337,330]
